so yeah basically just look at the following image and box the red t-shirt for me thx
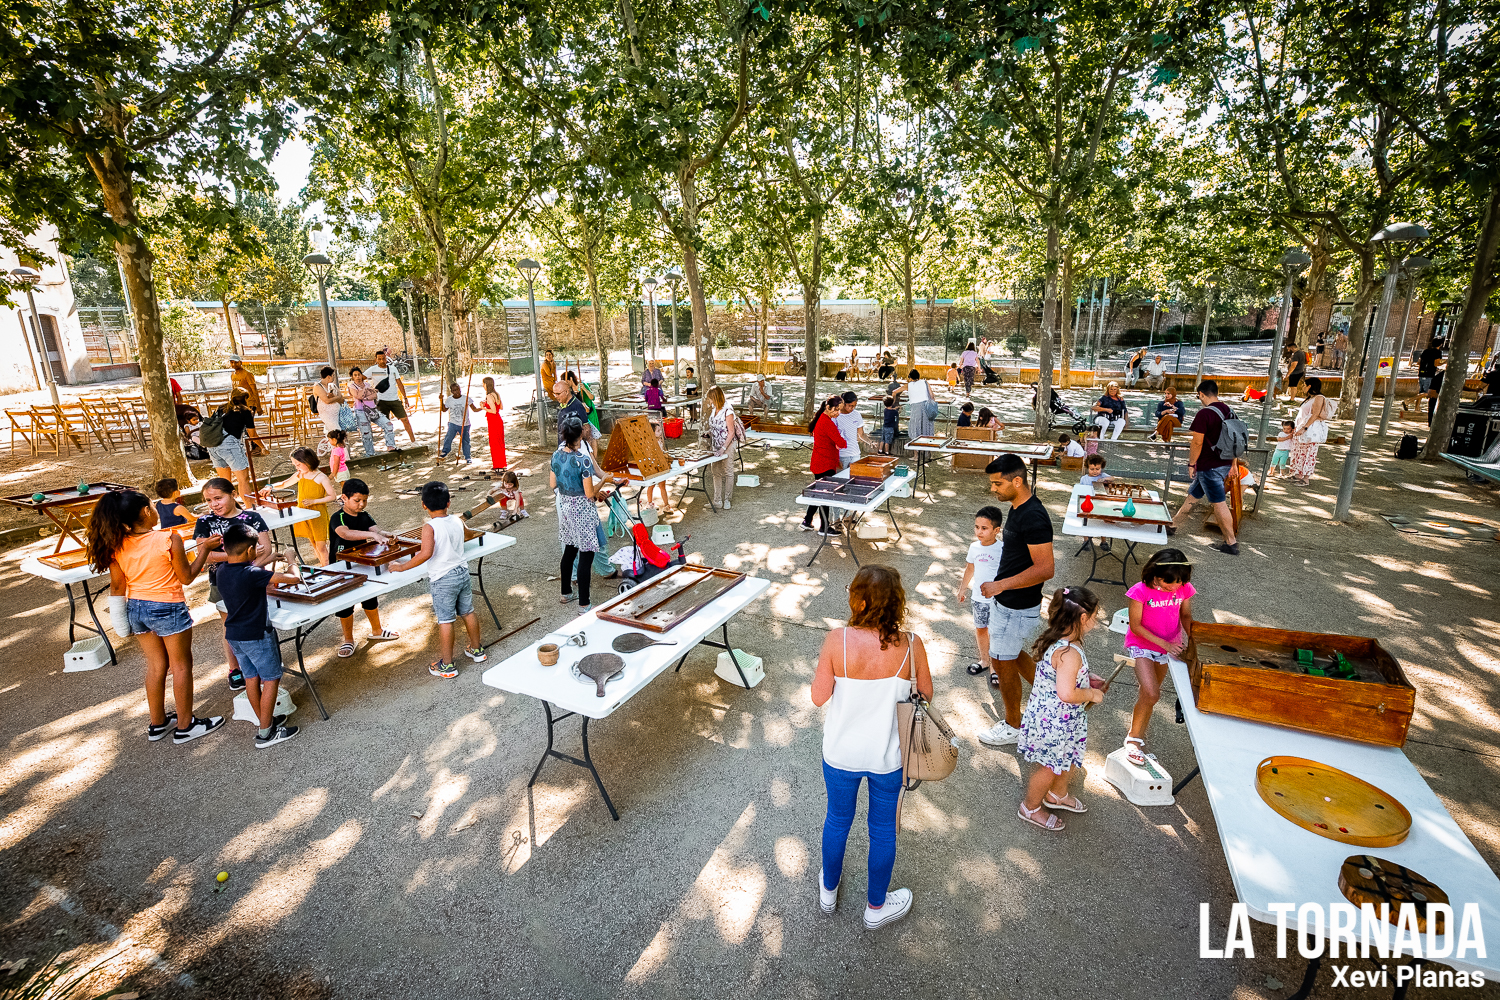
[1189,401,1233,471]
[810,414,847,476]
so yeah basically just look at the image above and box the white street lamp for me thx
[1378,256,1430,438]
[643,276,659,362]
[301,253,337,367]
[1257,250,1312,444]
[10,267,61,406]
[664,270,683,394]
[398,278,415,361]
[516,259,547,448]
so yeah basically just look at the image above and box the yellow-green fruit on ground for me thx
[216,871,229,883]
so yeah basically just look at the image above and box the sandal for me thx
[1018,802,1065,832]
[966,661,988,676]
[1045,791,1089,813]
[369,630,399,642]
[337,642,356,658]
[988,672,1000,690]
[1123,736,1147,768]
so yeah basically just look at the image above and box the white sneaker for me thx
[722,500,731,510]
[978,721,1021,747]
[863,888,912,930]
[819,869,838,914]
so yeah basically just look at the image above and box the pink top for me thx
[330,445,347,477]
[1124,581,1195,652]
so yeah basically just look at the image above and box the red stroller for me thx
[617,523,690,593]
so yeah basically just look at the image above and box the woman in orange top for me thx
[86,489,220,744]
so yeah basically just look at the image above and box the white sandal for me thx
[1045,791,1089,814]
[1018,802,1066,832]
[1124,736,1147,768]
[369,630,400,642]
[337,642,356,658]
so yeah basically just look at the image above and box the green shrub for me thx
[818,336,834,353]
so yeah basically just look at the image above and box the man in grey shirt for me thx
[365,349,418,444]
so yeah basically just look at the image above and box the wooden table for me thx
[480,575,771,820]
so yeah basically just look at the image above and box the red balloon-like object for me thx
[1080,495,1094,514]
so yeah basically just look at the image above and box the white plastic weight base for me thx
[736,474,760,487]
[715,649,765,689]
[650,524,675,546]
[63,637,111,672]
[1104,746,1175,806]
[855,522,888,540]
[232,686,297,724]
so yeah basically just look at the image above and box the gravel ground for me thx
[1,380,1497,999]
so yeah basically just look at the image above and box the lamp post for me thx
[1378,256,1430,438]
[643,276,658,364]
[1335,223,1430,521]
[664,270,683,395]
[301,253,337,367]
[516,259,547,448]
[398,278,415,361]
[1258,250,1312,445]
[11,268,61,406]
[1194,283,1215,383]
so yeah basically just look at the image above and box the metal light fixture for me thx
[516,259,546,448]
[1378,255,1432,438]
[10,267,60,405]
[398,278,415,360]
[1256,249,1313,444]
[643,275,659,362]
[302,253,337,367]
[664,270,683,394]
[1335,223,1430,521]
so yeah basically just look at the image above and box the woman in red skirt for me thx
[482,376,506,470]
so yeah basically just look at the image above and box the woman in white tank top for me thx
[811,565,932,931]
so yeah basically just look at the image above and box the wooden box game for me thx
[1185,622,1416,747]
[1075,492,1173,531]
[951,426,998,470]
[593,564,747,632]
[800,476,883,503]
[337,535,422,572]
[267,567,368,606]
[849,455,897,480]
[1097,480,1151,498]
[955,426,999,441]
[600,414,670,480]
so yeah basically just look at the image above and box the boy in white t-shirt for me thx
[1059,433,1086,458]
[956,506,1005,679]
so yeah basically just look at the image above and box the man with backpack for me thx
[1167,379,1243,555]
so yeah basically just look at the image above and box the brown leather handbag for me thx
[896,664,960,791]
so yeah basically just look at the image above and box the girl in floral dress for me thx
[1017,585,1106,832]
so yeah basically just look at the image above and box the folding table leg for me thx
[883,500,903,540]
[528,701,619,820]
[1287,955,1322,1000]
[64,580,118,665]
[290,624,331,720]
[471,555,502,632]
[1171,765,1201,796]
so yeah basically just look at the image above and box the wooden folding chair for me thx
[30,405,86,455]
[80,397,138,452]
[124,397,153,447]
[5,407,40,458]
[59,401,108,452]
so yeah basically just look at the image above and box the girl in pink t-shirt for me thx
[1122,548,1195,767]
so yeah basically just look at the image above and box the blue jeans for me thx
[821,759,902,907]
[227,632,283,680]
[1187,463,1230,504]
[355,406,396,456]
[442,422,471,461]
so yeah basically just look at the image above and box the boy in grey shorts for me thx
[391,482,486,678]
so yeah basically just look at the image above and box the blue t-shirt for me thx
[551,447,597,496]
[1096,394,1127,418]
[216,561,274,641]
[883,405,899,429]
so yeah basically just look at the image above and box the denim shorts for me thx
[1126,645,1171,664]
[227,632,283,680]
[988,602,1040,661]
[206,433,249,472]
[127,598,193,638]
[429,565,473,624]
[1187,464,1230,504]
[881,427,896,444]
[971,597,991,629]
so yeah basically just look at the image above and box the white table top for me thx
[903,438,1054,461]
[629,452,728,490]
[793,467,917,514]
[19,505,323,586]
[1061,484,1171,544]
[268,531,516,630]
[481,574,771,719]
[1168,655,1500,973]
[745,431,812,448]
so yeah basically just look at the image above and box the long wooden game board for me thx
[593,564,747,632]
[1077,494,1173,530]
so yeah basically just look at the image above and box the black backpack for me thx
[199,407,227,449]
[1396,434,1419,459]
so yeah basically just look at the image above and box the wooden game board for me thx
[1185,622,1415,747]
[1076,494,1174,529]
[593,564,747,632]
[1096,480,1151,498]
[266,568,367,605]
[254,490,299,513]
[744,417,809,436]
[1255,756,1411,847]
[1,482,129,553]
[337,535,422,570]
[1339,856,1448,933]
[800,476,884,503]
[905,434,953,449]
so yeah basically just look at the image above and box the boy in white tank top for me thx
[391,481,486,678]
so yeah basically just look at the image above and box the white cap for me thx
[227,354,242,363]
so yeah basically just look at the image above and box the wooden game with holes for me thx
[1096,480,1151,498]
[254,489,299,513]
[1185,622,1416,746]
[1255,756,1412,846]
[599,414,671,480]
[1339,855,1448,932]
[593,564,747,632]
[800,476,884,503]
[1075,492,1174,530]
[1,482,130,555]
[266,567,367,606]
[336,535,422,571]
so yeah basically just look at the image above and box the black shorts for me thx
[1288,373,1305,387]
[336,597,380,619]
[376,399,407,420]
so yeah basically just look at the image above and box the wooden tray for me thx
[1339,856,1448,933]
[337,535,422,569]
[1077,494,1174,529]
[1255,756,1411,847]
[744,418,809,436]
[1,482,129,510]
[266,568,368,605]
[593,564,747,632]
[38,548,92,570]
[800,476,884,502]
[1096,480,1151,498]
[849,455,898,479]
[1186,622,1416,747]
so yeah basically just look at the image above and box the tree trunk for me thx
[1294,228,1332,349]
[1034,225,1059,440]
[1058,246,1075,388]
[903,253,916,367]
[1424,185,1500,459]
[586,258,609,401]
[220,297,240,357]
[1336,251,1379,418]
[801,285,821,419]
[676,173,716,389]
[85,142,189,483]
[758,286,769,376]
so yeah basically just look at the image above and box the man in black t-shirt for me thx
[328,479,400,657]
[1168,379,1240,555]
[976,453,1055,744]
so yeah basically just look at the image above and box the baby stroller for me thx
[602,489,690,593]
[1031,384,1088,435]
[979,358,1000,384]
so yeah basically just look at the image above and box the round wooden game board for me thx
[1255,756,1411,847]
[1338,855,1448,933]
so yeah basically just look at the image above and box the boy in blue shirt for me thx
[880,395,899,454]
[214,522,302,747]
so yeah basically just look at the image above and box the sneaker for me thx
[819,870,839,914]
[1214,541,1240,555]
[463,646,487,662]
[722,500,732,510]
[799,522,815,532]
[147,712,178,742]
[978,721,1021,747]
[172,715,225,744]
[519,510,530,518]
[255,725,298,749]
[271,713,288,729]
[429,660,458,679]
[863,888,913,930]
[227,669,245,692]
[818,527,841,536]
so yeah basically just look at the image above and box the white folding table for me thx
[900,435,1053,495]
[622,452,730,517]
[480,574,771,820]
[19,505,322,667]
[1167,655,1500,997]
[268,531,517,719]
[793,467,916,568]
[1061,483,1171,587]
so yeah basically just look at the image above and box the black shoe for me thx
[271,713,287,729]
[1165,526,1177,537]
[173,715,226,744]
[1214,542,1240,555]
[255,725,298,749]
[227,669,245,692]
[147,712,178,742]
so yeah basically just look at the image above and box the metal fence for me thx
[1097,439,1273,514]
